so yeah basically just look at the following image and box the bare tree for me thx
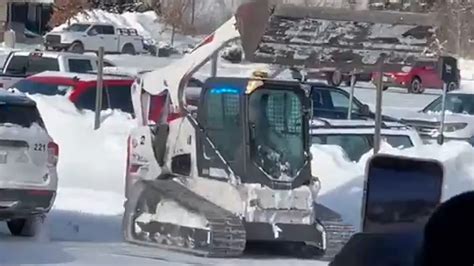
[158,0,194,44]
[48,0,91,27]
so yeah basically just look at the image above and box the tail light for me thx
[47,142,59,167]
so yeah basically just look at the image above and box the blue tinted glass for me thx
[210,87,240,94]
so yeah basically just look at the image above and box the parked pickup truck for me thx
[44,23,146,55]
[0,51,116,90]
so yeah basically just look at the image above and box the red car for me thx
[8,71,135,114]
[372,60,460,94]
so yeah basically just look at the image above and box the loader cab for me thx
[196,77,313,188]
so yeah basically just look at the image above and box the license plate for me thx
[0,153,7,164]
[383,76,389,82]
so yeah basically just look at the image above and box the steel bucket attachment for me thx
[329,154,444,266]
[235,0,441,72]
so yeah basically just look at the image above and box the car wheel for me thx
[409,77,424,94]
[7,216,41,237]
[122,44,136,55]
[69,42,84,54]
[327,71,343,87]
[383,86,389,91]
[447,82,458,91]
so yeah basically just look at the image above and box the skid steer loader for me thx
[123,0,441,260]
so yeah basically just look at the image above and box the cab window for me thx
[204,87,242,161]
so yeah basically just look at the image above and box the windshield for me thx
[423,94,474,115]
[312,134,413,161]
[10,79,73,96]
[249,88,305,180]
[0,103,45,128]
[66,23,91,32]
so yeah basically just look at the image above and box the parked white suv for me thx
[44,23,145,55]
[0,90,58,237]
[400,91,474,146]
[310,118,423,162]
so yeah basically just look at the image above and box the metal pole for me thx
[211,51,218,77]
[8,2,12,29]
[438,82,448,145]
[94,46,104,130]
[191,0,195,25]
[373,59,385,154]
[347,71,357,120]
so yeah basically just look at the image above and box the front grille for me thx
[402,119,440,136]
[45,35,61,44]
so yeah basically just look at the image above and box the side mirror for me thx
[171,154,191,176]
[87,30,97,36]
[361,104,371,116]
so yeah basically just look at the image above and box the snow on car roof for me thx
[30,71,134,82]
[0,90,35,105]
[310,118,407,128]
[10,50,101,59]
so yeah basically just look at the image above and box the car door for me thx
[417,62,440,88]
[100,25,118,52]
[85,25,102,51]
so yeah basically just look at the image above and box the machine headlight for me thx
[444,123,468,132]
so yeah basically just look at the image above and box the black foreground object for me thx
[330,190,474,266]
[330,154,445,266]
[419,191,474,266]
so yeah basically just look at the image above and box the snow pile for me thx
[460,58,474,80]
[27,95,135,241]
[313,141,474,230]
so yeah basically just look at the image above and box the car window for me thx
[88,26,102,35]
[382,135,414,149]
[74,86,108,111]
[312,134,371,162]
[5,55,28,74]
[105,84,133,114]
[329,90,360,112]
[0,103,45,129]
[69,59,94,73]
[101,25,115,35]
[423,94,474,115]
[26,57,60,75]
[10,79,72,96]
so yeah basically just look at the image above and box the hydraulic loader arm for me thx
[236,0,441,73]
[138,0,441,114]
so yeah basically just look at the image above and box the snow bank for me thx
[460,58,474,80]
[314,141,474,230]
[25,95,134,241]
[31,95,134,195]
